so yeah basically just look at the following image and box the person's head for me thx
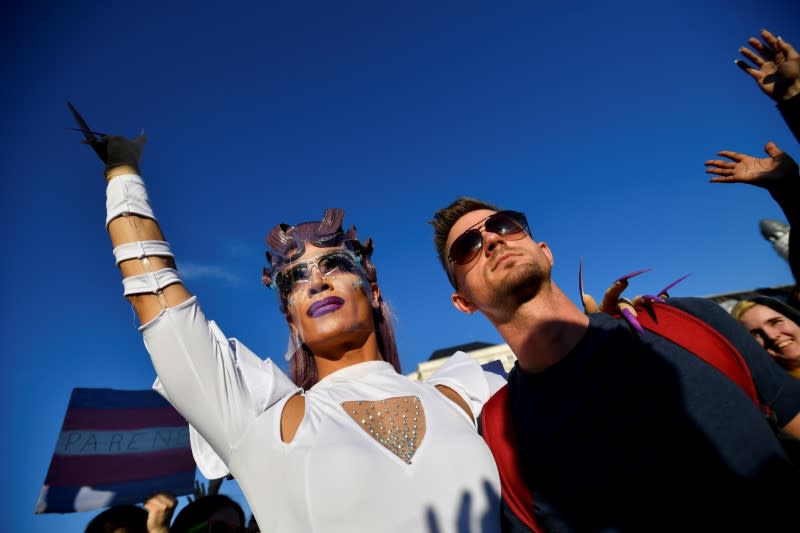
[246,514,260,533]
[169,494,245,533]
[732,297,800,373]
[430,197,553,315]
[85,504,147,533]
[262,208,400,388]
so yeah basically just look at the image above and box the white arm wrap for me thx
[106,174,156,228]
[113,240,174,266]
[123,268,182,296]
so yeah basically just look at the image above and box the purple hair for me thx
[261,208,401,389]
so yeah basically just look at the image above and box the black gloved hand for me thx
[92,134,147,174]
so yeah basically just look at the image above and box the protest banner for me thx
[36,388,196,513]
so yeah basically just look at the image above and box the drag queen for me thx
[88,133,503,533]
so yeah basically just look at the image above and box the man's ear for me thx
[451,290,478,314]
[539,241,554,265]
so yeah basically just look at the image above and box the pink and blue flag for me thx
[36,388,196,514]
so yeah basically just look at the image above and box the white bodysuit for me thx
[143,296,503,532]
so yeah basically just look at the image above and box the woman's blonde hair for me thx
[731,299,758,321]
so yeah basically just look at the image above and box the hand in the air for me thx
[91,134,147,176]
[144,491,177,533]
[581,262,690,333]
[581,268,650,332]
[705,141,799,194]
[736,29,800,101]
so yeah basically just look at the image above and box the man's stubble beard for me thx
[489,262,549,309]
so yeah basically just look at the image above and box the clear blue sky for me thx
[3,1,799,530]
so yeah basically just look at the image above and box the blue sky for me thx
[3,1,799,530]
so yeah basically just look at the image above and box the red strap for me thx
[482,302,763,531]
[482,385,543,532]
[635,302,760,407]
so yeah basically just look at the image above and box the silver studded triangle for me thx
[341,396,426,464]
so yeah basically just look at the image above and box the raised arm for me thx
[96,135,192,323]
[735,29,800,142]
[76,126,301,472]
[704,142,800,290]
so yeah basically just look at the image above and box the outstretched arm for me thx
[76,118,303,480]
[705,142,800,288]
[736,29,800,102]
[735,29,800,141]
[90,134,192,323]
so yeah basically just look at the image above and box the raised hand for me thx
[144,492,177,533]
[96,135,147,175]
[186,477,226,503]
[736,29,800,102]
[579,262,647,331]
[705,141,799,193]
[67,103,146,175]
[580,263,690,333]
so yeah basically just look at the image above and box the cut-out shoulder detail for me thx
[281,393,305,443]
[435,384,474,423]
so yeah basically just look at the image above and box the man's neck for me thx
[493,284,590,373]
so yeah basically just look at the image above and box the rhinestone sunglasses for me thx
[272,249,362,298]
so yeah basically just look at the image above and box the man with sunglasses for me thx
[430,197,800,532]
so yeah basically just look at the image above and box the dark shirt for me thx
[507,298,800,532]
[777,93,800,144]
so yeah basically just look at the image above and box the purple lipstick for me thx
[307,297,345,318]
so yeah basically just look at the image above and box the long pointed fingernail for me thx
[621,307,644,333]
[640,294,665,302]
[616,268,652,283]
[658,273,691,297]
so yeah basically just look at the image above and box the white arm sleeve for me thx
[143,297,300,477]
[105,173,156,228]
[426,351,507,421]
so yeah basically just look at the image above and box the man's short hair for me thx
[429,197,501,288]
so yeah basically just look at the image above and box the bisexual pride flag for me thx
[36,388,196,513]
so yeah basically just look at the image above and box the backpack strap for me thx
[481,301,765,532]
[634,301,761,409]
[482,385,544,532]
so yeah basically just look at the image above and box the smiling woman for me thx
[84,133,504,533]
[732,297,800,379]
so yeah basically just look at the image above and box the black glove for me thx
[92,134,147,174]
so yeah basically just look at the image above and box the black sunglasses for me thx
[447,210,530,269]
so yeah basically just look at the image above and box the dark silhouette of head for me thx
[170,494,245,533]
[85,504,147,533]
